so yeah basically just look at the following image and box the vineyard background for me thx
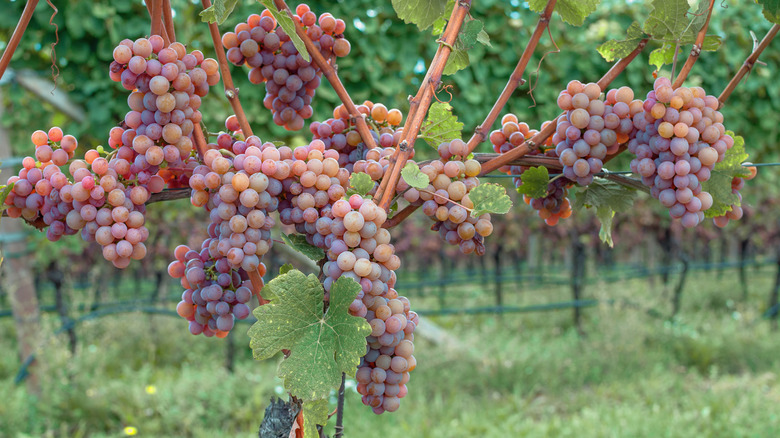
[2,0,780,437]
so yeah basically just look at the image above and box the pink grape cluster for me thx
[405,140,493,254]
[321,197,417,414]
[629,77,732,227]
[311,102,404,172]
[222,5,351,130]
[109,36,219,187]
[4,129,151,268]
[555,81,642,185]
[169,244,258,337]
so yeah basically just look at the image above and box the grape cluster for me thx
[110,36,218,185]
[489,114,571,225]
[311,102,404,171]
[222,5,351,130]
[403,140,493,254]
[169,244,258,337]
[555,81,642,185]
[321,197,417,414]
[4,129,151,268]
[629,77,732,227]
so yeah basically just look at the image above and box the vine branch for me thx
[201,0,254,137]
[671,0,716,88]
[271,0,377,151]
[718,24,780,106]
[0,0,40,82]
[478,38,649,176]
[465,0,557,154]
[375,0,472,210]
[162,0,176,43]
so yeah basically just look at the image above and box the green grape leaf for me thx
[597,22,646,62]
[643,0,692,40]
[391,0,450,31]
[281,233,325,262]
[703,131,750,218]
[528,0,601,26]
[279,263,294,275]
[515,166,550,199]
[347,172,375,197]
[249,271,370,401]
[459,19,484,50]
[469,183,513,217]
[596,206,616,247]
[757,0,780,23]
[573,179,636,247]
[419,102,464,148]
[649,43,676,71]
[442,47,470,75]
[260,0,311,62]
[199,0,239,24]
[400,162,430,189]
[477,29,492,48]
[302,399,329,438]
[432,17,447,36]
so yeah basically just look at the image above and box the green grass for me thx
[1,266,779,437]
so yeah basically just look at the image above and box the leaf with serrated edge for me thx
[401,162,430,189]
[470,183,513,217]
[516,166,550,199]
[348,172,375,197]
[279,263,294,275]
[260,0,310,62]
[528,0,601,26]
[597,22,645,62]
[703,131,750,218]
[391,0,450,31]
[757,0,780,23]
[419,102,464,148]
[649,44,675,70]
[573,178,636,213]
[281,233,325,262]
[643,0,690,40]
[199,0,238,24]
[303,399,329,438]
[459,20,483,50]
[442,47,469,76]
[249,271,370,401]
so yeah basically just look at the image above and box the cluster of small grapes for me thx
[319,197,417,414]
[311,102,404,171]
[222,5,351,130]
[488,114,571,225]
[110,36,218,187]
[402,140,493,254]
[555,81,642,186]
[4,129,151,268]
[629,77,732,227]
[168,244,258,337]
[712,165,757,227]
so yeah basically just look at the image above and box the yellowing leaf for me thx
[470,183,513,217]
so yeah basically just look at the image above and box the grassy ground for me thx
[1,265,779,437]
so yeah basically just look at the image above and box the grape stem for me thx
[477,38,649,176]
[671,0,716,88]
[271,0,378,151]
[465,0,558,155]
[248,269,269,305]
[201,0,254,138]
[162,0,176,43]
[0,0,40,82]
[144,0,171,45]
[718,24,780,107]
[419,189,473,213]
[375,0,472,211]
[334,372,346,438]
